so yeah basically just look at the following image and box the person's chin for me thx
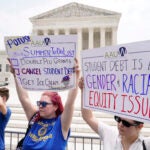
[119,129,125,136]
[39,111,45,117]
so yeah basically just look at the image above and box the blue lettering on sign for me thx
[122,74,150,95]
[86,74,116,91]
[6,36,31,48]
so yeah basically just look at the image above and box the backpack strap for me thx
[25,112,39,136]
[16,112,39,149]
[142,140,147,150]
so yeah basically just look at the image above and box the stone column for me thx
[54,29,59,35]
[89,28,94,49]
[32,29,38,35]
[43,30,48,35]
[112,27,117,45]
[100,28,105,47]
[65,29,70,35]
[77,28,82,64]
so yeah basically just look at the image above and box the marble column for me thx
[43,30,48,35]
[77,28,82,64]
[65,29,70,35]
[88,28,94,49]
[54,29,59,35]
[112,27,117,45]
[100,28,105,47]
[32,29,38,35]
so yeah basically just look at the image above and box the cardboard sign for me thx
[5,35,77,91]
[81,40,150,123]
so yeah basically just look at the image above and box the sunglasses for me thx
[114,116,139,128]
[37,101,53,108]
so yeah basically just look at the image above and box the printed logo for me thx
[119,47,127,56]
[44,37,51,45]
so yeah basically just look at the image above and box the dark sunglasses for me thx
[37,101,53,108]
[114,116,139,128]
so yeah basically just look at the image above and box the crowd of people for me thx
[0,57,150,150]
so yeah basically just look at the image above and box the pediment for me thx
[30,2,120,20]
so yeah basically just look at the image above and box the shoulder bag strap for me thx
[16,112,39,149]
[142,140,146,150]
[25,112,39,135]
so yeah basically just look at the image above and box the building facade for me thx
[0,2,121,84]
[30,2,121,57]
[0,51,10,85]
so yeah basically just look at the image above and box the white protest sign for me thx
[81,40,150,123]
[5,35,77,91]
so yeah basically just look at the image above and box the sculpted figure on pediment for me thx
[34,3,118,19]
[43,7,109,18]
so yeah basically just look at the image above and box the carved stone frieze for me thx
[41,7,109,19]
[33,3,119,20]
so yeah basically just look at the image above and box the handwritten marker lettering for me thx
[89,91,118,110]
[21,68,41,75]
[86,74,116,91]
[122,74,150,95]
[7,36,30,48]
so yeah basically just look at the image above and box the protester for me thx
[78,77,150,150]
[0,87,11,150]
[9,58,80,150]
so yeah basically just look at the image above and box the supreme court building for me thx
[30,2,121,52]
[0,2,121,84]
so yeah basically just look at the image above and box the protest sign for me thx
[81,40,150,123]
[5,35,77,91]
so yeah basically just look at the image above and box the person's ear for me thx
[2,96,7,102]
[54,105,58,111]
[137,123,144,130]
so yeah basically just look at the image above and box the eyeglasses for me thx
[114,116,139,128]
[37,101,53,108]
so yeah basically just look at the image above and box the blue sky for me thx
[1,0,150,50]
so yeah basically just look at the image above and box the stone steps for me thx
[6,104,150,138]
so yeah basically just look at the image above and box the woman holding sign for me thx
[78,77,150,150]
[9,58,80,150]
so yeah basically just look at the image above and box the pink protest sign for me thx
[81,40,150,123]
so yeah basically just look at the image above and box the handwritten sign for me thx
[5,35,77,91]
[81,40,150,123]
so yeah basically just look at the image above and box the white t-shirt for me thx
[98,122,150,150]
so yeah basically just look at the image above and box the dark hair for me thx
[0,87,9,101]
[42,91,64,117]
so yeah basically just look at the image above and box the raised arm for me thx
[61,58,80,139]
[79,77,99,134]
[0,96,7,115]
[8,59,37,120]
